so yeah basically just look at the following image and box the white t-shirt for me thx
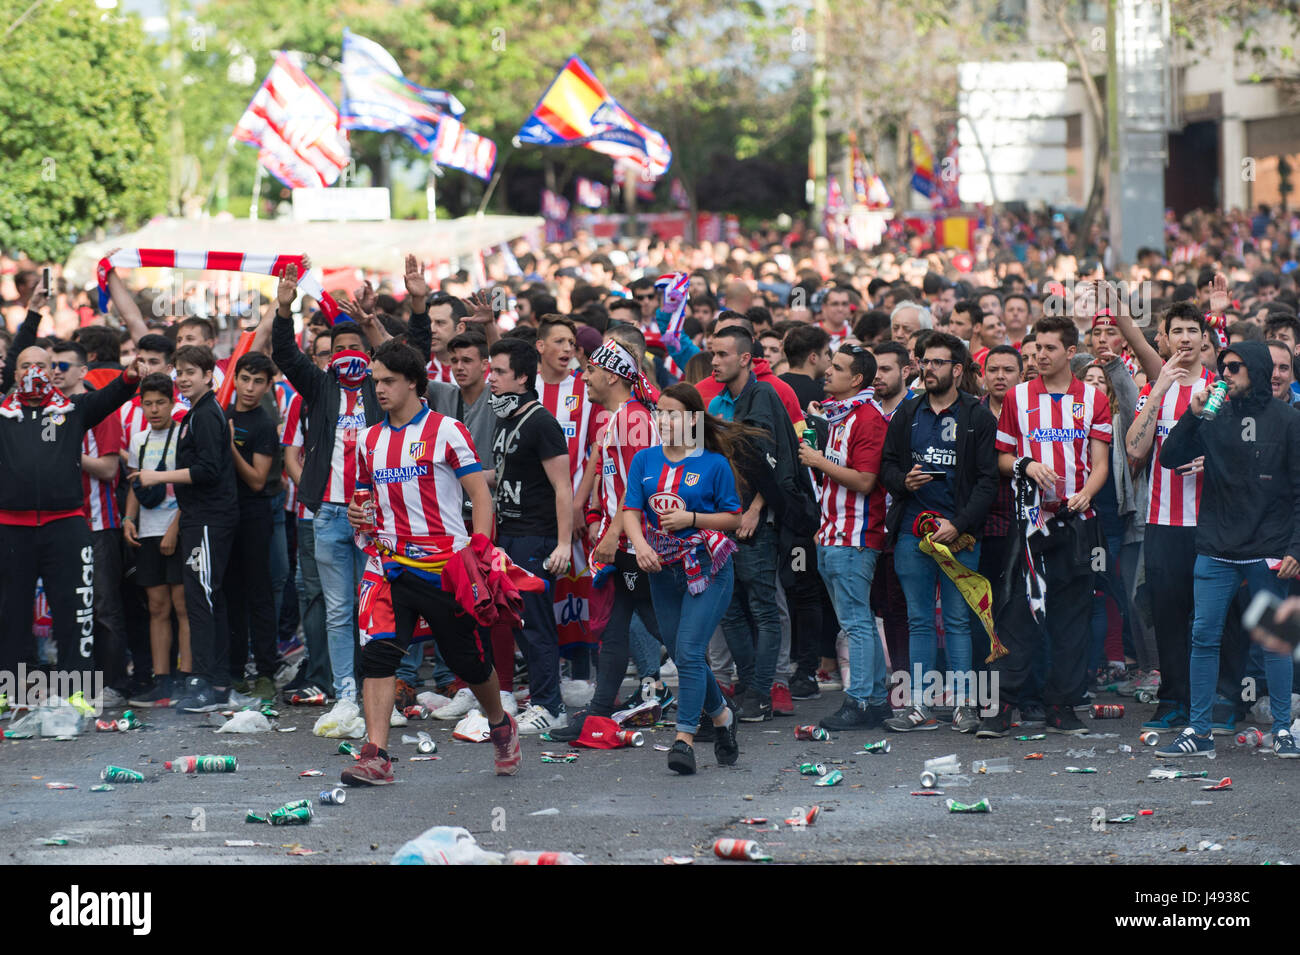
[128,423,180,539]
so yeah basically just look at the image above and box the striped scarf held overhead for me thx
[97,249,340,321]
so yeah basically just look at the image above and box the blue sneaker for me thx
[1142,703,1189,730]
[1273,729,1300,758]
[1154,727,1216,759]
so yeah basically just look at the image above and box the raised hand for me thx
[465,289,496,324]
[277,263,299,310]
[404,254,429,304]
[1209,273,1229,314]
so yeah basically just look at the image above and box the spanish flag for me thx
[910,127,936,199]
[516,57,672,177]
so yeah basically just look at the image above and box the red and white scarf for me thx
[97,249,340,320]
[654,272,690,350]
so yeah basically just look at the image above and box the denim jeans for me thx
[630,614,662,681]
[1189,556,1293,736]
[649,556,735,734]
[817,544,886,704]
[313,505,365,702]
[720,522,783,697]
[893,531,979,702]
[269,491,289,636]
[295,518,331,691]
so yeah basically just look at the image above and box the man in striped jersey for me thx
[118,335,186,452]
[800,344,891,730]
[51,340,131,707]
[1125,303,1215,731]
[978,316,1112,738]
[344,341,516,784]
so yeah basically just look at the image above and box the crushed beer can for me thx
[1202,777,1232,791]
[663,856,695,865]
[1091,704,1125,719]
[1148,768,1208,780]
[1015,734,1046,741]
[814,769,843,787]
[783,806,821,826]
[794,725,831,741]
[90,784,114,792]
[1024,752,1045,760]
[1138,809,1155,816]
[540,753,578,764]
[798,762,828,776]
[290,689,327,705]
[269,805,313,826]
[338,742,360,758]
[615,729,645,747]
[1140,731,1160,746]
[319,788,346,805]
[946,798,991,813]
[1065,766,1097,774]
[713,838,772,861]
[100,765,144,783]
[1108,814,1137,824]
[402,705,431,720]
[860,739,891,754]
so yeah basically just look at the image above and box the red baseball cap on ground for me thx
[572,715,624,749]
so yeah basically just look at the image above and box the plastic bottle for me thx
[1235,727,1264,748]
[506,850,586,865]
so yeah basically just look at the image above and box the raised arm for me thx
[271,263,326,400]
[101,248,151,342]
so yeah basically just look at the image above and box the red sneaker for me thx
[341,742,394,786]
[490,714,522,776]
[770,683,795,716]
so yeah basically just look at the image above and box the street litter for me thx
[313,699,366,738]
[391,826,504,865]
[287,845,316,856]
[401,732,436,753]
[319,788,346,804]
[45,782,77,790]
[714,838,772,861]
[1015,734,1046,741]
[663,856,694,865]
[794,725,830,741]
[1148,768,1208,780]
[860,739,890,754]
[814,769,843,787]
[560,679,595,710]
[1107,814,1137,823]
[299,770,324,777]
[416,691,452,711]
[973,757,1010,774]
[1065,767,1097,773]
[540,753,578,763]
[1140,731,1160,746]
[798,762,828,776]
[1197,841,1224,851]
[529,807,560,816]
[407,755,441,761]
[653,744,670,752]
[100,766,144,783]
[1065,747,1096,758]
[215,711,271,734]
[611,698,661,727]
[224,839,269,847]
[247,799,313,826]
[911,790,945,796]
[506,850,585,864]
[1024,753,1045,760]
[90,784,113,792]
[783,806,820,826]
[1202,777,1232,791]
[165,755,237,773]
[946,798,991,813]
[739,817,768,825]
[1138,809,1155,815]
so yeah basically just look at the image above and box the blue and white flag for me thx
[340,30,465,152]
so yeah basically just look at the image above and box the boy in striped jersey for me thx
[978,316,1112,738]
[344,341,516,784]
[1125,302,1215,730]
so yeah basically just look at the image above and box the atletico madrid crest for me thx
[1071,402,1085,419]
[684,472,700,487]
[408,440,427,458]
[565,394,580,411]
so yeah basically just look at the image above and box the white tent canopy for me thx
[64,214,543,282]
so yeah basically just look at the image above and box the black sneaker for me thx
[819,698,878,731]
[736,688,772,723]
[667,740,697,775]
[177,677,222,713]
[975,702,1014,738]
[281,668,316,698]
[1019,702,1046,726]
[129,674,175,709]
[869,701,894,725]
[1045,704,1088,735]
[693,712,715,742]
[789,673,820,700]
[544,709,592,743]
[713,707,740,766]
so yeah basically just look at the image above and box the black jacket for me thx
[729,374,819,538]
[880,390,1000,545]
[174,389,238,523]
[271,310,431,511]
[0,373,138,519]
[1161,341,1300,562]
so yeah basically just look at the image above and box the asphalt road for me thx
[5,681,1296,865]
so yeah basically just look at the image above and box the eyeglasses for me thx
[633,293,657,301]
[313,351,332,359]
[1222,360,1245,374]
[53,361,82,372]
[918,358,958,369]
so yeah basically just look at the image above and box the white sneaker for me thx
[98,687,127,710]
[390,706,408,727]
[433,687,478,720]
[516,704,568,735]
[500,691,518,717]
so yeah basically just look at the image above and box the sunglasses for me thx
[633,293,657,301]
[53,361,82,372]
[1221,360,1245,374]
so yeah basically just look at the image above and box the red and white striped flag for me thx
[98,249,340,321]
[234,52,350,188]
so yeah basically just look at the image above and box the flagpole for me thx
[476,143,512,216]
[203,136,237,216]
[250,163,265,221]
[427,160,440,219]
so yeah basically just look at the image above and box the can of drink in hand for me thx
[1091,704,1125,719]
[794,725,830,741]
[100,765,144,783]
[1200,380,1229,421]
[713,838,772,861]
[798,762,828,776]
[615,729,645,747]
[353,489,375,530]
[801,428,818,450]
[319,788,346,805]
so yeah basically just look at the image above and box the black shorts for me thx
[135,536,182,588]
[389,571,493,685]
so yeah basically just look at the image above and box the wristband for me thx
[1014,457,1033,480]
[584,508,602,527]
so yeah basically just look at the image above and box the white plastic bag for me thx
[312,700,366,739]
[560,679,595,710]
[391,826,503,865]
[416,691,452,712]
[215,711,272,734]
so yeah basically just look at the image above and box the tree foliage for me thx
[0,0,168,260]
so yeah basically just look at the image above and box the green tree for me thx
[0,0,168,260]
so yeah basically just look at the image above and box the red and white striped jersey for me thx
[282,397,312,521]
[536,369,600,490]
[815,402,887,548]
[593,399,659,553]
[821,322,850,350]
[1135,366,1215,526]
[356,406,482,554]
[275,381,301,515]
[996,377,1112,517]
[119,394,186,449]
[426,356,455,385]
[322,386,367,505]
[82,417,121,532]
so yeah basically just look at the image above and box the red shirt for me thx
[593,399,658,553]
[815,402,887,548]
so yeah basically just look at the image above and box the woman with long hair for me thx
[622,382,760,774]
